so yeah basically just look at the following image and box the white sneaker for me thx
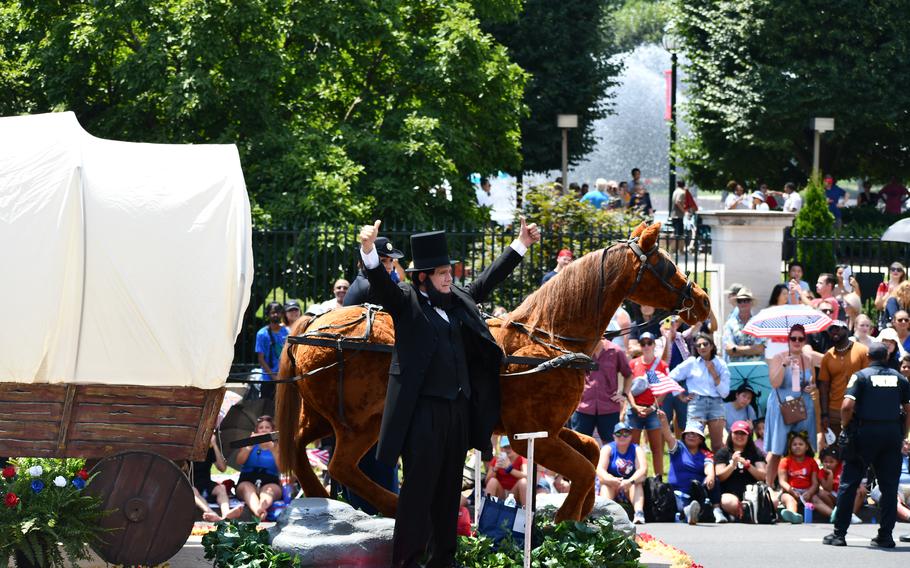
[713,507,728,523]
[685,501,701,525]
[633,511,646,525]
[851,513,862,524]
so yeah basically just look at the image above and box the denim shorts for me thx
[625,408,661,431]
[687,394,725,422]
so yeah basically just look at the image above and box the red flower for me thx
[4,492,19,508]
[1,466,15,480]
[77,468,89,481]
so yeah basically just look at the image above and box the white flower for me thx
[53,476,67,487]
[27,465,43,477]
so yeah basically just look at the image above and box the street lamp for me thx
[557,114,578,191]
[810,117,834,175]
[662,33,680,215]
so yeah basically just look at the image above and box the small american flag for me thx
[645,370,684,396]
[307,448,330,469]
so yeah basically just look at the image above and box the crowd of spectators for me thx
[557,253,910,526]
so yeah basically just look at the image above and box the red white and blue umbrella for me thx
[743,304,834,339]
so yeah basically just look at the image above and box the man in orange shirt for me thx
[818,320,870,435]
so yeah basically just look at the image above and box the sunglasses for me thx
[897,318,910,323]
[695,342,710,348]
[639,340,655,346]
[789,336,806,342]
[819,308,833,314]
[891,267,904,272]
[614,431,632,438]
[737,298,752,304]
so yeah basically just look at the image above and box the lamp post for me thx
[810,117,834,175]
[557,114,578,191]
[662,33,680,214]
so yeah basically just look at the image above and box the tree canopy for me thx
[671,0,910,188]
[485,0,624,175]
[0,0,527,227]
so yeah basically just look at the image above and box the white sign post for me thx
[511,431,549,568]
[474,449,482,525]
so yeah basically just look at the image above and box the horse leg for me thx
[329,427,398,518]
[293,409,333,499]
[558,428,600,518]
[510,434,595,523]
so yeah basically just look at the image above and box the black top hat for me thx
[374,237,404,259]
[406,231,457,272]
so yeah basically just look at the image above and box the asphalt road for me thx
[643,521,910,568]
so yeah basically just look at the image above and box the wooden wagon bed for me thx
[0,384,224,462]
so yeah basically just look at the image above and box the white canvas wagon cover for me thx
[0,112,252,388]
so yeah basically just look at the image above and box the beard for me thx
[424,275,454,309]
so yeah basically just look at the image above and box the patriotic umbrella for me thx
[742,304,834,339]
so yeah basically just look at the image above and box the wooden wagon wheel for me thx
[85,451,196,567]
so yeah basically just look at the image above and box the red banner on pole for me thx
[664,70,672,121]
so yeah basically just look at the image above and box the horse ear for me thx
[639,222,662,251]
[630,222,647,239]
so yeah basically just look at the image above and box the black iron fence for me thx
[232,223,714,370]
[783,233,910,302]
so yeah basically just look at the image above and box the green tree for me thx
[0,0,527,228]
[484,0,624,175]
[671,0,910,189]
[793,175,835,280]
[611,0,670,53]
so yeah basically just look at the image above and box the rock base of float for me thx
[269,498,395,568]
[535,494,635,537]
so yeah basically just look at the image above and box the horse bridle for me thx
[622,236,697,319]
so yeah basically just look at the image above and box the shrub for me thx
[793,174,835,281]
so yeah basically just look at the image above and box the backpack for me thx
[743,482,775,524]
[643,476,677,522]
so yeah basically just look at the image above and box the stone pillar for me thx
[699,211,796,324]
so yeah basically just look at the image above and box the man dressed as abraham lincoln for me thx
[359,218,540,567]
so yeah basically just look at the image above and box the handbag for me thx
[477,495,525,546]
[775,389,807,425]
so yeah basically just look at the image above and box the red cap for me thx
[557,249,574,259]
[731,420,752,435]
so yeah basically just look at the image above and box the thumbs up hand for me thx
[518,216,540,247]
[360,220,381,254]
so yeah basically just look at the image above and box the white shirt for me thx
[725,193,750,210]
[783,192,803,212]
[360,239,528,322]
[475,187,494,208]
[753,202,770,211]
[669,356,731,398]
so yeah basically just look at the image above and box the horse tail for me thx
[275,345,300,475]
[275,314,312,474]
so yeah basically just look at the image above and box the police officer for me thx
[823,342,910,548]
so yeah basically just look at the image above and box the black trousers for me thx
[392,394,470,568]
[834,421,903,537]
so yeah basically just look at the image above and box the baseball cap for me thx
[868,342,889,362]
[284,300,301,312]
[731,420,752,435]
[638,331,656,342]
[557,249,574,259]
[751,191,766,202]
[827,318,849,329]
[500,435,511,448]
[613,422,632,435]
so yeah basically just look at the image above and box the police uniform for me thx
[830,357,910,545]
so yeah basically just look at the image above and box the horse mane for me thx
[508,244,631,336]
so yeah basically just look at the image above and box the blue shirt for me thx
[668,441,713,492]
[722,310,767,363]
[825,185,846,219]
[580,190,609,210]
[723,401,756,430]
[669,356,731,398]
[606,441,639,479]
[255,325,289,375]
[241,444,280,476]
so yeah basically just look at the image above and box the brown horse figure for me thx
[276,222,711,522]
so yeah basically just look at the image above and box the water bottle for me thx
[504,494,517,507]
[803,501,814,523]
[790,358,801,392]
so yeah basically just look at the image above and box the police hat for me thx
[374,237,404,259]
[868,342,889,362]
